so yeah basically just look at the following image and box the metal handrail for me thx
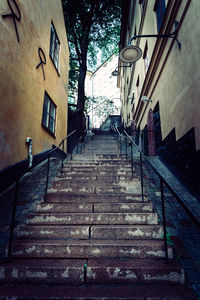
[123,129,200,260]
[111,125,122,154]
[5,129,79,260]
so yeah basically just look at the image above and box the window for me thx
[139,0,146,15]
[42,92,56,135]
[49,22,60,71]
[143,42,149,75]
[136,76,140,98]
[154,0,166,32]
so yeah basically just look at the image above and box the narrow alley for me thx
[0,132,196,299]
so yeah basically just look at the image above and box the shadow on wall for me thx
[153,103,200,200]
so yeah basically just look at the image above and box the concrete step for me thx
[0,284,195,299]
[53,174,136,182]
[62,166,132,172]
[12,239,173,259]
[35,202,153,213]
[48,186,142,195]
[17,224,163,240]
[35,203,93,213]
[0,258,184,285]
[91,225,163,239]
[26,212,158,225]
[71,154,129,161]
[66,160,131,165]
[0,259,85,284]
[58,170,133,176]
[17,225,90,239]
[45,192,147,203]
[93,202,153,212]
[86,258,184,284]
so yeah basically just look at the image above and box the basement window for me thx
[49,22,60,72]
[42,92,56,136]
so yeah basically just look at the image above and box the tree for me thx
[85,96,118,128]
[62,0,121,112]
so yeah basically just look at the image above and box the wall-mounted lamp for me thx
[119,27,181,64]
[111,63,132,76]
[141,96,152,103]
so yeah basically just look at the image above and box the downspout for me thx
[25,137,33,168]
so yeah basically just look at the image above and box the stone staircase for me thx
[0,134,195,299]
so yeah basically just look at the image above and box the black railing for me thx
[5,128,89,260]
[113,126,200,260]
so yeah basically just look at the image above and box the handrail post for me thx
[44,154,50,203]
[6,178,19,260]
[119,135,121,155]
[160,179,168,260]
[125,136,128,160]
[62,141,64,172]
[140,153,144,201]
[130,141,133,177]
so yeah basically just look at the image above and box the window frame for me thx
[143,42,149,75]
[154,0,166,32]
[49,21,60,74]
[139,0,146,15]
[136,75,140,99]
[42,92,57,137]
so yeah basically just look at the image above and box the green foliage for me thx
[85,96,118,125]
[62,0,121,108]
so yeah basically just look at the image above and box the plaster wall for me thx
[121,0,200,150]
[0,0,69,170]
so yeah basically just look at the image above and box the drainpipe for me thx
[25,137,33,168]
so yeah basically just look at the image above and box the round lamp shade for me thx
[119,45,142,63]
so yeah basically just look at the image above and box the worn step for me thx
[17,224,163,240]
[93,202,153,212]
[53,175,135,182]
[17,225,90,239]
[26,212,158,225]
[86,258,185,284]
[48,186,142,195]
[50,183,140,194]
[0,259,85,284]
[91,225,163,239]
[12,239,173,259]
[0,284,195,299]
[45,192,147,203]
[35,202,152,213]
[35,203,93,213]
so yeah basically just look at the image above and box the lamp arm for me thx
[129,30,181,50]
[118,63,132,69]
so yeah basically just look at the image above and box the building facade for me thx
[0,0,69,174]
[86,53,121,128]
[119,0,200,197]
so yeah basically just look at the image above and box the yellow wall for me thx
[120,0,200,150]
[0,0,69,170]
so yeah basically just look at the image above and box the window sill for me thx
[42,124,56,138]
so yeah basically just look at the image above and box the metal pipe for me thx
[130,142,133,177]
[62,141,64,172]
[140,153,144,202]
[125,136,128,160]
